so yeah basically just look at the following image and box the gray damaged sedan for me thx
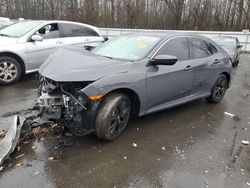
[37,33,232,140]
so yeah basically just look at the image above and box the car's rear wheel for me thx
[95,93,131,141]
[207,74,228,103]
[0,57,22,85]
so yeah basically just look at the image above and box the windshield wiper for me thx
[0,34,11,37]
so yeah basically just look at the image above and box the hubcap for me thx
[214,77,227,100]
[0,61,17,82]
[108,99,130,137]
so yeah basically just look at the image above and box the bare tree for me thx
[0,0,249,31]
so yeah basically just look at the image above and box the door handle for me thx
[184,65,192,71]
[56,41,63,45]
[213,59,220,64]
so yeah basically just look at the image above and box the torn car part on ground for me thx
[0,116,29,166]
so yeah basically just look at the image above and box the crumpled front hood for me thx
[39,46,132,82]
[0,37,18,45]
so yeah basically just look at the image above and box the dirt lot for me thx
[0,55,250,188]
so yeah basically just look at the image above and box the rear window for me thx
[190,38,211,59]
[205,41,218,54]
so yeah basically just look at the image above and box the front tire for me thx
[207,74,228,103]
[0,56,22,85]
[95,93,131,141]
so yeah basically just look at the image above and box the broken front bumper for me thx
[37,79,100,136]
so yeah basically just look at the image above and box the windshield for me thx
[212,36,236,47]
[0,21,44,38]
[92,35,161,61]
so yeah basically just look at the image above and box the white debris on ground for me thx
[123,156,127,159]
[162,147,166,151]
[136,128,139,131]
[132,143,137,147]
[48,157,54,161]
[224,112,241,120]
[34,171,40,175]
[31,145,37,150]
[242,140,250,145]
[247,182,250,186]
[16,162,22,167]
[205,170,209,174]
[224,112,235,117]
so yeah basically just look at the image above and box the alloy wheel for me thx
[108,99,131,137]
[0,61,18,82]
[214,76,227,101]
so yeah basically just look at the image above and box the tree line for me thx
[0,0,249,31]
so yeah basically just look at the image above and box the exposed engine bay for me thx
[37,76,100,136]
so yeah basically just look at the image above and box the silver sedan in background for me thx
[211,36,242,66]
[0,20,104,85]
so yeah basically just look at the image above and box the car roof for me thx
[17,20,99,31]
[212,35,238,39]
[16,20,101,36]
[123,31,208,40]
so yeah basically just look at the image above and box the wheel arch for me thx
[103,88,141,116]
[0,52,26,74]
[221,72,231,89]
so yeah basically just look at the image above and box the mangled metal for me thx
[37,76,98,136]
[0,116,28,166]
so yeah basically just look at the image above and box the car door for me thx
[146,37,194,111]
[189,38,222,96]
[59,23,104,49]
[26,23,63,70]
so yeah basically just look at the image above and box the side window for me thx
[206,41,218,54]
[60,23,100,37]
[36,23,60,39]
[190,38,211,59]
[157,37,189,61]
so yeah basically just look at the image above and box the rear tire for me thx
[95,93,131,141]
[0,56,22,85]
[207,74,228,103]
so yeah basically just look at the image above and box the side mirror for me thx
[151,55,178,66]
[237,44,243,48]
[31,35,43,42]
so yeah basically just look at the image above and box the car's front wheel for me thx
[95,93,131,141]
[207,74,228,103]
[0,57,22,85]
